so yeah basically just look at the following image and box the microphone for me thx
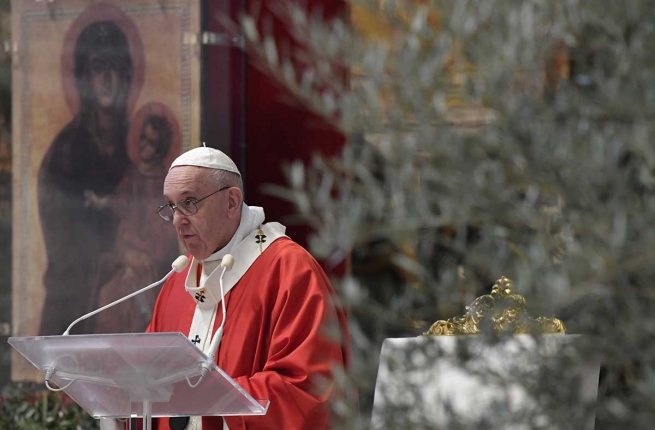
[220,254,235,271]
[194,254,235,383]
[62,255,190,336]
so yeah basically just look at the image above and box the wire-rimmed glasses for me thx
[157,186,231,221]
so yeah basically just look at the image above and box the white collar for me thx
[202,203,265,264]
[184,222,288,305]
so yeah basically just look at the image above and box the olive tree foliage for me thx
[231,1,655,428]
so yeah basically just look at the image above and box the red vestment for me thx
[147,237,351,430]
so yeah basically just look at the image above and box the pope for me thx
[104,146,351,430]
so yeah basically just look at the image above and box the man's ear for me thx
[226,187,243,218]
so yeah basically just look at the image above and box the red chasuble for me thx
[147,238,351,430]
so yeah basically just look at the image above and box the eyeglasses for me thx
[157,186,231,221]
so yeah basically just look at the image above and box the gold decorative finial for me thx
[424,276,566,336]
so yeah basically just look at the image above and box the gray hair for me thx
[207,168,244,195]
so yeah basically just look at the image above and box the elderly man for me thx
[142,147,350,430]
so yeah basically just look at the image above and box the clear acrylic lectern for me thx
[8,332,269,429]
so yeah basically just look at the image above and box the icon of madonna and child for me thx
[37,5,181,336]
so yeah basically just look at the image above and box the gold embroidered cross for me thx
[255,229,266,254]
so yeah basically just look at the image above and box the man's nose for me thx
[172,210,188,228]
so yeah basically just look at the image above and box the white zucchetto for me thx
[170,146,241,176]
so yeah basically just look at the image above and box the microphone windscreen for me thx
[172,255,190,273]
[221,254,235,271]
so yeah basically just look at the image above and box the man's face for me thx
[138,123,160,163]
[89,53,120,109]
[163,166,231,260]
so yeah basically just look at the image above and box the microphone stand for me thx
[189,255,235,387]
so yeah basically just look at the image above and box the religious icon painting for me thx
[11,0,200,380]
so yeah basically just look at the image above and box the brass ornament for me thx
[424,277,566,336]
